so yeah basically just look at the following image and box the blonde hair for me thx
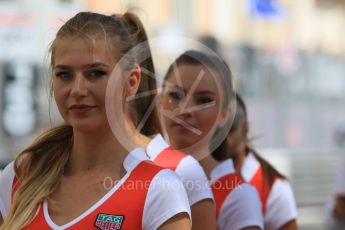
[1,11,159,229]
[1,125,72,229]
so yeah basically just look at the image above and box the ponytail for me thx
[122,12,161,136]
[246,147,286,187]
[211,94,287,187]
[1,125,73,230]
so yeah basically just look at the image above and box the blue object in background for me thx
[250,0,286,18]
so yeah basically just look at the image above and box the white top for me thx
[241,152,298,230]
[0,148,191,230]
[0,161,13,219]
[146,134,213,206]
[210,159,264,230]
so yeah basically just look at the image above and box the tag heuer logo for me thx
[94,213,124,230]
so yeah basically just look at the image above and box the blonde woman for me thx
[0,12,191,230]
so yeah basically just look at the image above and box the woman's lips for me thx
[70,104,96,115]
[171,121,201,135]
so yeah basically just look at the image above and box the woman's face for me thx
[226,125,247,158]
[160,64,227,151]
[52,38,117,132]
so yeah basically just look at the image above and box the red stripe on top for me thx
[14,161,163,230]
[153,146,187,171]
[211,173,244,217]
[249,166,277,214]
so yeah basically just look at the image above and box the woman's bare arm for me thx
[190,199,216,230]
[278,219,298,230]
[240,227,261,230]
[158,212,191,230]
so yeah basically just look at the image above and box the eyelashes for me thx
[55,71,71,80]
[169,90,184,100]
[54,69,108,80]
[87,70,107,78]
[196,97,214,105]
[168,90,215,105]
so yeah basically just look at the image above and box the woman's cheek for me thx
[162,98,178,111]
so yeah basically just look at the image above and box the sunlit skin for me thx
[161,64,227,153]
[52,38,117,134]
[160,63,229,230]
[50,37,136,225]
[160,63,261,230]
[49,38,191,229]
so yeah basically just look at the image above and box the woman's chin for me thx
[70,121,106,133]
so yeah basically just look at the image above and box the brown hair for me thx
[1,11,159,229]
[163,50,234,108]
[1,125,73,229]
[162,50,235,154]
[212,94,286,186]
[121,12,161,135]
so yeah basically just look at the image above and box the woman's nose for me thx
[174,96,194,117]
[70,74,88,97]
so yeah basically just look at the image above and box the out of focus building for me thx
[83,0,345,55]
[0,0,84,163]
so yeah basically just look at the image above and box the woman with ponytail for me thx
[212,94,298,230]
[159,50,264,230]
[0,12,191,230]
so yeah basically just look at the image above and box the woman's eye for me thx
[169,91,184,100]
[197,97,213,105]
[87,70,106,78]
[55,71,72,80]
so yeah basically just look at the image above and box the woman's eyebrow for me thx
[84,63,110,68]
[195,90,216,96]
[53,65,70,70]
[53,62,110,70]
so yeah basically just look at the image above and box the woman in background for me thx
[212,94,298,230]
[159,50,264,230]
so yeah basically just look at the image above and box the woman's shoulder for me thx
[265,179,297,229]
[0,161,15,218]
[150,168,184,187]
[176,155,206,177]
[219,183,264,230]
[0,161,15,184]
[270,178,296,201]
[147,168,190,206]
[143,168,191,230]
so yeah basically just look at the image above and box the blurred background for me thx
[1,0,345,229]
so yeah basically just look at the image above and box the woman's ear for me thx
[126,64,141,97]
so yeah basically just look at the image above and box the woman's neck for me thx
[66,128,128,176]
[198,154,219,180]
[133,132,152,151]
[231,147,247,172]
